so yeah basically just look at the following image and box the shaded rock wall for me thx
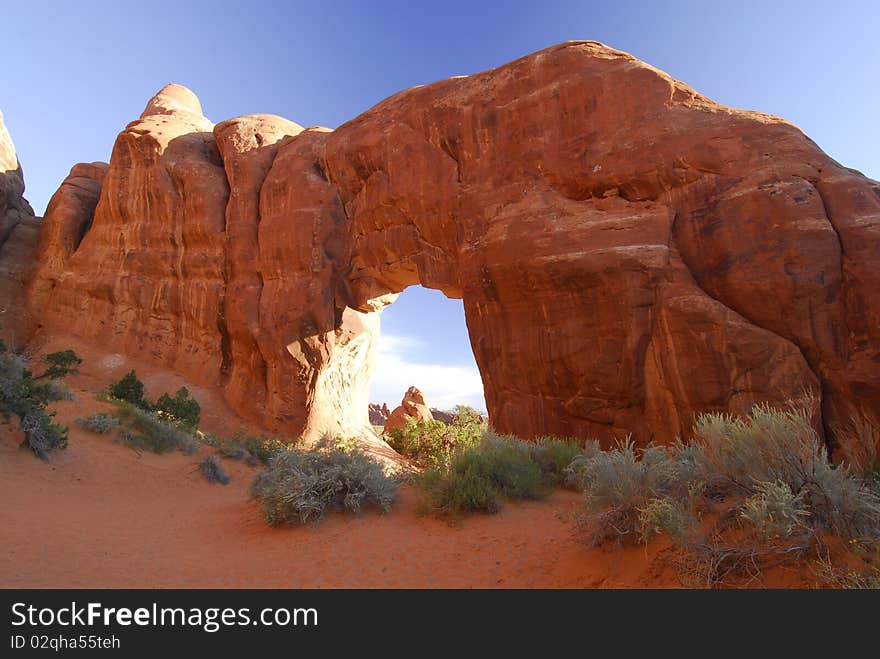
[0,111,39,347]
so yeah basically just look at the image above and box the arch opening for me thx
[371,286,486,416]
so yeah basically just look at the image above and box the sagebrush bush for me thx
[638,497,695,547]
[833,409,880,484]
[250,444,398,525]
[76,413,121,434]
[692,406,824,491]
[199,456,230,485]
[566,438,695,545]
[20,408,68,459]
[740,480,809,539]
[111,400,199,454]
[693,405,880,538]
[569,403,880,585]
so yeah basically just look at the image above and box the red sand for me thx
[0,333,823,588]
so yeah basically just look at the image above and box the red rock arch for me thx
[25,42,880,457]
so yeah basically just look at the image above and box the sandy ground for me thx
[0,332,822,588]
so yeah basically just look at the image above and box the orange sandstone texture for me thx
[24,42,880,454]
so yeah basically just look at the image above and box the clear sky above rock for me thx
[3,0,876,411]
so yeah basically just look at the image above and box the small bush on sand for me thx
[565,438,694,546]
[0,346,72,459]
[76,413,120,434]
[418,459,501,514]
[108,370,148,408]
[19,408,69,459]
[199,456,230,485]
[111,400,199,454]
[416,432,586,516]
[154,386,201,429]
[250,444,398,525]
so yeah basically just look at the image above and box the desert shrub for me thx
[111,400,199,454]
[692,406,826,491]
[449,405,485,429]
[154,386,200,429]
[246,436,294,465]
[76,413,121,434]
[387,414,482,469]
[693,405,880,538]
[203,432,293,465]
[0,350,71,459]
[250,445,398,525]
[527,436,588,488]
[19,408,68,459]
[108,370,148,408]
[216,440,246,460]
[41,349,82,379]
[638,497,695,547]
[740,480,809,539]
[566,438,695,545]
[833,409,880,484]
[476,432,553,499]
[417,459,501,515]
[199,456,230,485]
[416,432,585,516]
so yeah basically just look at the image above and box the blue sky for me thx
[3,0,877,411]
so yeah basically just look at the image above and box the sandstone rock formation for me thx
[0,111,39,347]
[368,403,391,426]
[430,408,455,425]
[27,162,108,311]
[23,42,880,456]
[384,387,435,434]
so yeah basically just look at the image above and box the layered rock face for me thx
[384,387,435,434]
[26,42,880,454]
[0,111,39,346]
